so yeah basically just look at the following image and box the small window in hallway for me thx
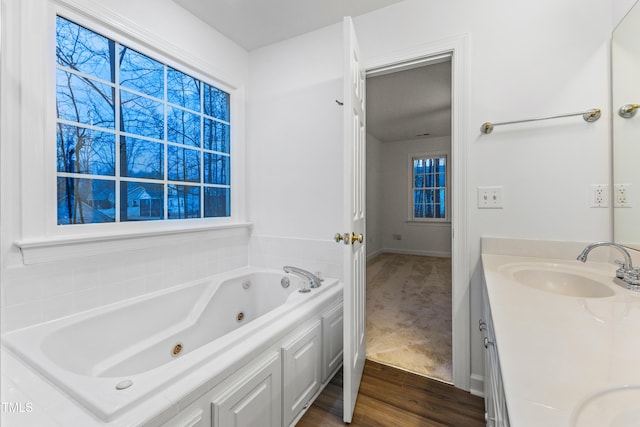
[55,16,231,225]
[411,154,447,220]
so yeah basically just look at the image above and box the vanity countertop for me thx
[481,241,640,426]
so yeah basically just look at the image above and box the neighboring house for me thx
[126,184,163,219]
[57,183,164,223]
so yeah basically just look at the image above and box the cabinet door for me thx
[281,321,322,426]
[322,304,343,382]
[211,353,281,427]
[482,287,510,427]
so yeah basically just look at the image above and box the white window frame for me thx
[12,0,249,263]
[55,15,232,225]
[408,152,450,223]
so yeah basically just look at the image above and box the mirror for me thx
[612,0,640,251]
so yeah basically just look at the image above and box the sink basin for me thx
[511,268,615,298]
[572,385,640,426]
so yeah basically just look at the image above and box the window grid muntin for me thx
[55,16,230,225]
[411,154,447,221]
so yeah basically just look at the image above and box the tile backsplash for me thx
[2,230,346,333]
[249,235,343,281]
[1,232,249,333]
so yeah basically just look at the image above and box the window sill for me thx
[14,222,252,265]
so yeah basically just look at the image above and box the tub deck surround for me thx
[1,267,343,425]
[481,238,640,426]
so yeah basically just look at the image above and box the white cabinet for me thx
[481,286,509,427]
[159,300,343,427]
[211,353,282,427]
[164,408,206,427]
[281,320,322,426]
[161,352,281,427]
[322,303,343,383]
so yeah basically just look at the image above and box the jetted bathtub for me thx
[1,267,342,422]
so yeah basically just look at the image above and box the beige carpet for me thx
[366,253,452,383]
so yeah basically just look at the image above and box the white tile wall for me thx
[1,231,250,333]
[0,230,349,333]
[249,235,343,281]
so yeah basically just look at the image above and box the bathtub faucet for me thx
[577,241,640,288]
[283,266,322,290]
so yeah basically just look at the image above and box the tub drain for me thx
[237,312,245,321]
[171,343,183,357]
[116,379,133,390]
[242,279,251,289]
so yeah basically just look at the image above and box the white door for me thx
[341,16,366,424]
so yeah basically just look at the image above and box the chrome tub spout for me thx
[283,266,322,290]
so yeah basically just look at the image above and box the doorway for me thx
[364,57,453,383]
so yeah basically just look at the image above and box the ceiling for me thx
[367,60,452,143]
[172,0,404,51]
[172,0,450,144]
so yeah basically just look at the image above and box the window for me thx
[411,154,447,221]
[55,16,231,225]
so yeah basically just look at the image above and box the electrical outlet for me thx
[590,184,608,208]
[614,183,631,207]
[478,186,503,209]
[392,234,402,240]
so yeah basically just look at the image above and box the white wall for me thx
[366,133,383,259]
[247,0,614,390]
[614,0,639,27]
[247,24,344,278]
[379,136,452,257]
[0,0,250,332]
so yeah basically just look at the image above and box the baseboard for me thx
[469,373,485,398]
[378,248,452,258]
[366,248,384,262]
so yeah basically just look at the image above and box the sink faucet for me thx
[283,266,322,291]
[577,241,640,288]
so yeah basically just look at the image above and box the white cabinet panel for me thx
[482,286,509,427]
[167,409,205,427]
[281,321,322,426]
[211,353,281,427]
[322,303,343,382]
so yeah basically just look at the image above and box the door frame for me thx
[363,33,470,390]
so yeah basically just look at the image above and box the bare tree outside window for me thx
[412,155,447,220]
[55,16,231,225]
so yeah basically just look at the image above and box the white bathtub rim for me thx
[1,271,342,423]
[2,266,239,380]
[4,267,232,335]
[2,265,287,377]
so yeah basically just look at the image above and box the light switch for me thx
[478,186,503,209]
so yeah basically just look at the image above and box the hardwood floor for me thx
[297,360,485,426]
